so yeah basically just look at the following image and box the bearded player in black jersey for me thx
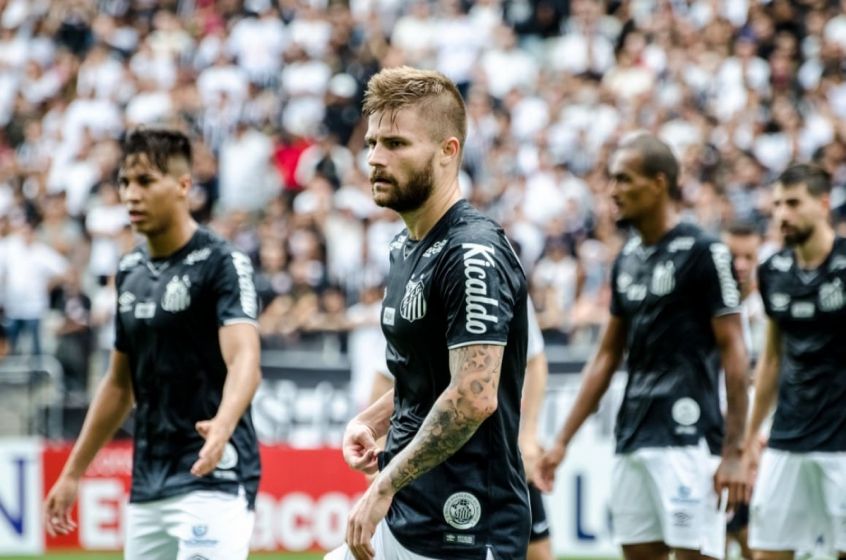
[329,67,529,560]
[744,164,846,560]
[44,128,262,559]
[537,134,749,560]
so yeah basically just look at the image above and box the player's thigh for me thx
[610,453,663,546]
[324,521,440,560]
[125,500,178,560]
[169,489,254,560]
[527,537,553,560]
[641,446,715,553]
[528,483,551,544]
[815,452,846,554]
[622,541,670,560]
[749,449,815,554]
[700,453,726,560]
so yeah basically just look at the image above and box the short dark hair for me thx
[725,220,761,238]
[777,163,831,197]
[618,134,681,201]
[121,128,192,175]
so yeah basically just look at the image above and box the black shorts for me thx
[529,483,550,541]
[726,502,749,533]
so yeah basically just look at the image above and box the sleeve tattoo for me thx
[384,344,504,493]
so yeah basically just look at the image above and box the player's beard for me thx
[371,156,435,213]
[782,223,814,246]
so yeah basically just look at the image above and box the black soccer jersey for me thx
[114,227,261,507]
[610,222,741,455]
[758,237,846,452]
[378,200,530,559]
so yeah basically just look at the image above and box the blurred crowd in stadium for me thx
[0,0,845,399]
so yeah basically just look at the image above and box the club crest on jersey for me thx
[650,261,675,296]
[819,279,845,312]
[161,274,191,312]
[462,243,499,334]
[443,492,481,530]
[400,275,427,322]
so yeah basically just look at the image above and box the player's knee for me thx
[751,551,793,560]
[622,542,670,560]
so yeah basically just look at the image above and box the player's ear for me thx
[440,137,460,168]
[819,191,831,214]
[654,172,668,198]
[176,172,192,199]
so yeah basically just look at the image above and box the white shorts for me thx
[749,448,846,554]
[325,521,495,560]
[610,445,725,559]
[125,489,255,560]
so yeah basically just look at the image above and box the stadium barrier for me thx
[0,352,624,556]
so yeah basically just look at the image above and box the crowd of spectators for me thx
[1,0,846,399]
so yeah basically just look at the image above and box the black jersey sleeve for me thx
[609,255,624,317]
[436,232,524,349]
[114,272,129,353]
[757,260,773,317]
[693,240,742,317]
[211,249,260,326]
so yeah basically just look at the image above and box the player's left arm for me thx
[191,323,262,476]
[520,350,547,485]
[380,343,503,493]
[713,312,749,456]
[705,241,750,510]
[192,248,263,477]
[345,343,504,554]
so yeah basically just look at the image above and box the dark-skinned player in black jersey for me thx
[329,66,530,560]
[536,133,749,560]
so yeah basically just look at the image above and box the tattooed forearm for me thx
[381,345,504,493]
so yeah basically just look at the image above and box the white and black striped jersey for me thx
[379,200,530,559]
[115,227,261,508]
[610,222,742,455]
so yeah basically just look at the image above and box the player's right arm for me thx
[742,318,781,501]
[44,350,134,536]
[535,314,627,492]
[343,388,394,475]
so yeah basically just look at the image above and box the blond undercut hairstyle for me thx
[363,66,467,150]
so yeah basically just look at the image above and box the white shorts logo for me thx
[672,398,700,426]
[443,492,481,530]
[216,443,238,470]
